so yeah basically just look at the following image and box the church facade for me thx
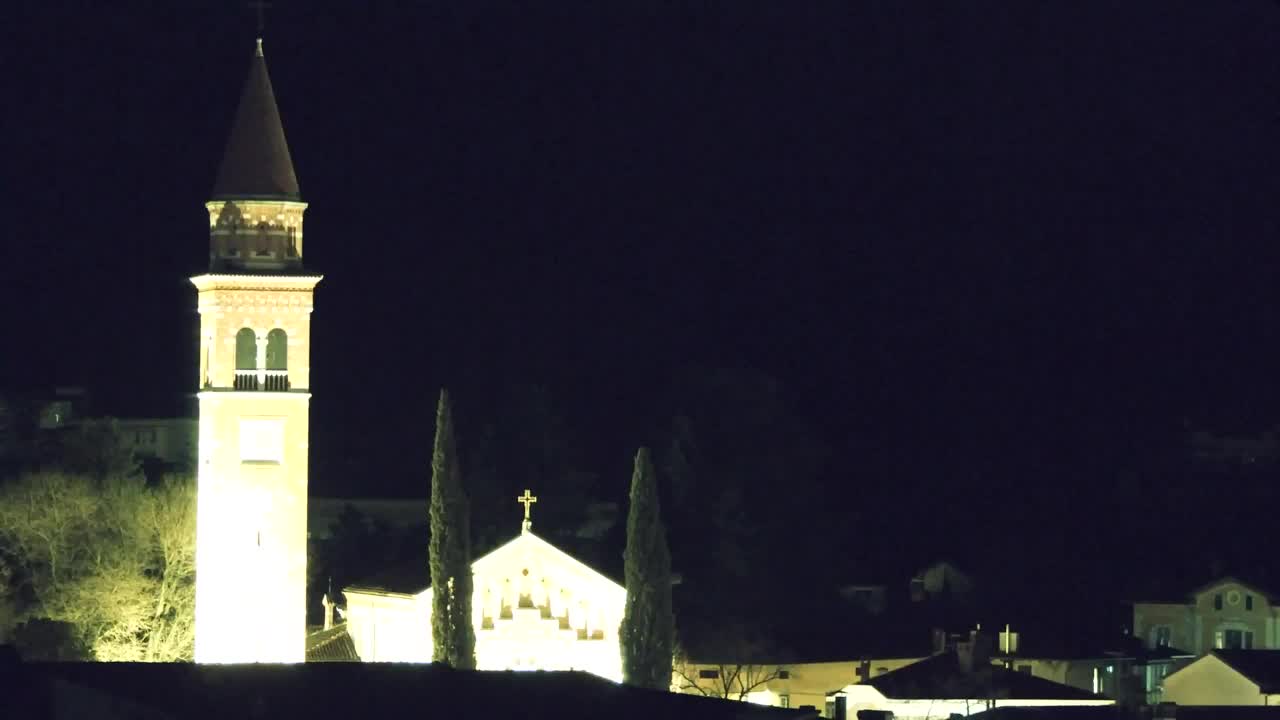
[193,38,320,664]
[343,494,627,682]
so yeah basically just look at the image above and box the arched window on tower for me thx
[235,328,257,390]
[265,329,289,391]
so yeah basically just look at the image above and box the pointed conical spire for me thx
[212,38,300,200]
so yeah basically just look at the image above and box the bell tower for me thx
[192,37,320,664]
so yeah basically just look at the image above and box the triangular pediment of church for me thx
[469,531,624,595]
[345,531,623,600]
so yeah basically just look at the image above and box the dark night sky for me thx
[7,1,1280,599]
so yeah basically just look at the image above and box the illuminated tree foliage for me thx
[620,447,675,689]
[0,472,195,661]
[429,389,476,669]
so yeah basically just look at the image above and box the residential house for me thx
[910,561,976,604]
[826,645,1114,720]
[837,561,977,618]
[673,657,926,712]
[114,418,197,470]
[1133,578,1280,655]
[991,641,1127,700]
[0,387,91,466]
[1126,644,1197,706]
[671,591,936,712]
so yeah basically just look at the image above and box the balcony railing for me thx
[234,369,290,392]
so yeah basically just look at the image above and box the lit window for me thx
[240,418,284,463]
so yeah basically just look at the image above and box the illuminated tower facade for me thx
[192,38,320,664]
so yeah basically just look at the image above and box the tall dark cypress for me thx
[429,389,476,668]
[620,446,675,689]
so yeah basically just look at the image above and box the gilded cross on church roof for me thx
[517,489,537,534]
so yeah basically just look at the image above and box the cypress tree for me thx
[620,446,675,689]
[429,389,476,669]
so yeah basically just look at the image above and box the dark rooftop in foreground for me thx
[860,651,1108,701]
[1209,650,1280,694]
[967,706,1130,720]
[12,660,817,720]
[970,707,1280,720]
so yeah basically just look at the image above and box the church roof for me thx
[305,625,360,662]
[211,39,300,200]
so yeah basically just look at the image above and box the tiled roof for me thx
[305,625,360,662]
[1213,650,1280,693]
[1189,577,1280,604]
[212,40,299,200]
[18,661,818,720]
[1134,575,1280,605]
[861,651,1107,701]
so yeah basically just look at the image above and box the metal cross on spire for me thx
[248,0,273,37]
[517,489,537,534]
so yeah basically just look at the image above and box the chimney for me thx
[957,626,992,673]
[932,628,948,654]
[322,593,334,631]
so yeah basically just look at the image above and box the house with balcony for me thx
[1133,577,1280,657]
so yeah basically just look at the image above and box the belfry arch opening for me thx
[266,329,287,370]
[265,329,289,391]
[234,328,257,390]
